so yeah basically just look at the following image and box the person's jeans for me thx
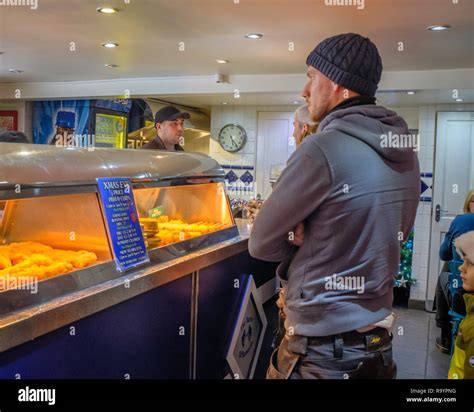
[267,327,396,379]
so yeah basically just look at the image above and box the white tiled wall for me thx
[409,103,474,303]
[209,104,296,200]
[210,105,258,167]
[185,135,210,153]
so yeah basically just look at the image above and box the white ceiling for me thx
[151,89,474,108]
[0,0,472,84]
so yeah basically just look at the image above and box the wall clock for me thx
[218,124,247,152]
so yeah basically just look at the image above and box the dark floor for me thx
[255,299,452,379]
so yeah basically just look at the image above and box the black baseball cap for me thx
[154,105,190,124]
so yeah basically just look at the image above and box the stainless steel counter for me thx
[0,229,252,353]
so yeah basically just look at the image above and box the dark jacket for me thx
[249,104,420,336]
[142,136,184,151]
[440,213,474,262]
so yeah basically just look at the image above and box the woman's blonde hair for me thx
[295,104,319,140]
[463,189,474,213]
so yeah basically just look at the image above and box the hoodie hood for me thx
[318,104,417,163]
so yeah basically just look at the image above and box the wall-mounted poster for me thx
[32,100,92,145]
[0,111,18,133]
[226,276,267,379]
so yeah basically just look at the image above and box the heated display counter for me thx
[0,144,278,379]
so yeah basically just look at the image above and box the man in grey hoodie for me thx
[249,33,420,379]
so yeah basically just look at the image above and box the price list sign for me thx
[97,177,149,271]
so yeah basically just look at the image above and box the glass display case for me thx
[0,143,238,315]
[135,183,233,249]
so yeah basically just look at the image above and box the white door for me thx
[427,112,474,307]
[256,112,295,200]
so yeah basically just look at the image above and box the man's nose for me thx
[301,84,310,98]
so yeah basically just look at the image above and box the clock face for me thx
[218,124,247,152]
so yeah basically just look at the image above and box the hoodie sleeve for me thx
[248,140,332,262]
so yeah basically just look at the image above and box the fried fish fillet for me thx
[0,252,11,270]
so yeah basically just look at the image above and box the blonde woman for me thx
[292,104,319,147]
[246,104,319,222]
[435,189,474,353]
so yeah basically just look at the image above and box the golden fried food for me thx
[8,241,53,254]
[0,242,98,291]
[42,249,98,269]
[139,214,228,249]
[0,253,11,270]
[41,261,74,279]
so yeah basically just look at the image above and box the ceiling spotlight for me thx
[105,64,118,68]
[456,98,464,102]
[427,25,451,31]
[8,69,23,73]
[97,7,118,14]
[222,102,228,105]
[292,101,300,105]
[102,42,119,48]
[216,59,229,64]
[407,91,416,95]
[245,33,263,39]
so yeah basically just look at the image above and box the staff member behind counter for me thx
[142,105,190,151]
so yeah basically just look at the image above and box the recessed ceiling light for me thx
[245,33,263,39]
[8,69,23,73]
[216,59,229,64]
[105,64,118,68]
[407,91,416,95]
[102,42,119,48]
[292,101,300,105]
[427,25,451,31]
[456,98,464,102]
[222,102,228,105]
[97,7,118,14]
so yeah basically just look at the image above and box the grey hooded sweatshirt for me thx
[249,104,420,337]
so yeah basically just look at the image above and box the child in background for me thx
[448,230,474,379]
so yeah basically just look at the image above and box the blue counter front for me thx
[0,240,278,379]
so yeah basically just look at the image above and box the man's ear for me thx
[155,122,161,132]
